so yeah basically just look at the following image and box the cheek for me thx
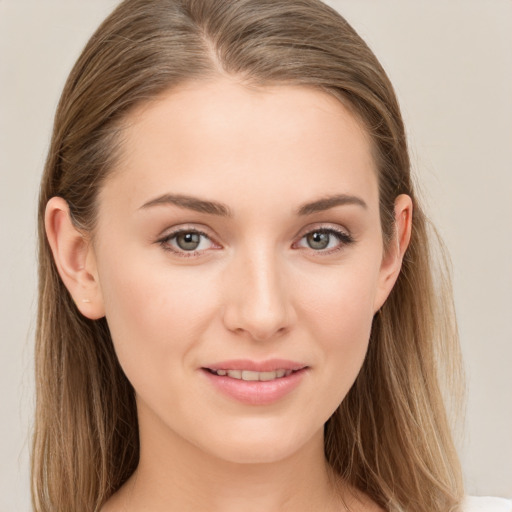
[298,256,379,340]
[96,247,219,386]
[296,259,379,401]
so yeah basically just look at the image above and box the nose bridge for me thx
[222,241,293,340]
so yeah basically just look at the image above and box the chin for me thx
[208,442,302,466]
[195,418,322,465]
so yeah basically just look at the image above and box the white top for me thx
[464,496,512,511]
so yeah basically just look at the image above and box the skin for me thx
[46,78,412,511]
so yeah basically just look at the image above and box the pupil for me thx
[177,232,200,251]
[307,232,329,250]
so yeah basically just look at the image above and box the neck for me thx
[112,406,346,512]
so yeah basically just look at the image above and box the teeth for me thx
[212,369,296,380]
[241,370,260,381]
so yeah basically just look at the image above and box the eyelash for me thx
[293,227,354,255]
[157,226,354,258]
[157,228,217,258]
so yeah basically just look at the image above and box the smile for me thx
[201,361,308,405]
[206,369,295,381]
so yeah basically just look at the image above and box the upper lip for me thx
[203,359,308,372]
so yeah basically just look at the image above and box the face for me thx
[89,78,402,464]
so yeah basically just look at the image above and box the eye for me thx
[295,227,353,253]
[158,228,218,256]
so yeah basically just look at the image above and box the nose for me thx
[222,246,295,342]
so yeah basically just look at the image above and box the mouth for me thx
[204,368,300,381]
[200,360,309,404]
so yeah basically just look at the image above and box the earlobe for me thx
[45,197,105,320]
[373,194,413,312]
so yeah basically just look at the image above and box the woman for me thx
[32,0,510,511]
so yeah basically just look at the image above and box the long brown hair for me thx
[33,1,465,510]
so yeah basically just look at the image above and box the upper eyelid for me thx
[295,222,351,239]
[160,229,215,244]
[296,227,353,244]
[158,224,215,240]
[158,223,351,239]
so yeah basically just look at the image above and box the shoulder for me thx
[463,496,512,512]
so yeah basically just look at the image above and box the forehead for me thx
[103,78,378,215]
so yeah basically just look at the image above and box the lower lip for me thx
[201,368,307,405]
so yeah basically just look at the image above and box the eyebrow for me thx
[139,192,367,217]
[296,194,367,215]
[139,193,232,216]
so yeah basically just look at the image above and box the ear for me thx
[45,196,105,320]
[373,194,413,312]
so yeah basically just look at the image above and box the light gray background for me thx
[1,1,511,510]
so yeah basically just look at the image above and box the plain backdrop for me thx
[1,1,511,510]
